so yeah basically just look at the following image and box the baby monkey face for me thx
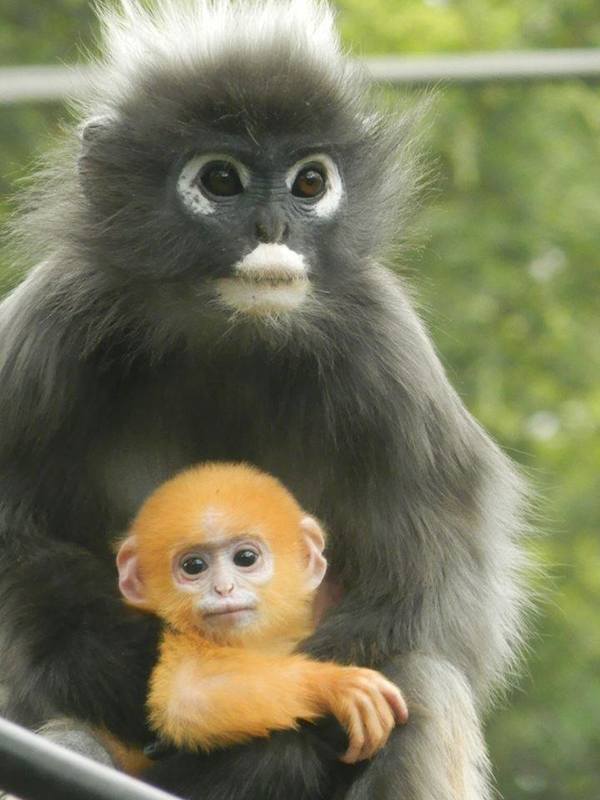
[172,534,274,631]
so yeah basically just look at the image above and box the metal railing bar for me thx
[1,48,600,104]
[364,48,600,84]
[0,66,92,104]
[0,716,180,800]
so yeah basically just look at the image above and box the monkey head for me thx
[67,1,417,339]
[116,463,328,645]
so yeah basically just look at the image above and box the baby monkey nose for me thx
[214,582,235,597]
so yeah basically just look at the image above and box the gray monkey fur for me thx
[0,2,530,798]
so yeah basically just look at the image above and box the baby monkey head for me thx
[117,463,327,645]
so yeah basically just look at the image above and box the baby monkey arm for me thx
[148,631,407,763]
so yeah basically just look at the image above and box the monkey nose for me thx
[214,583,234,596]
[254,213,289,244]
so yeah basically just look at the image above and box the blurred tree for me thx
[1,2,599,798]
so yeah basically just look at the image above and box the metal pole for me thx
[0,717,180,800]
[0,66,93,104]
[363,48,600,84]
[2,49,600,104]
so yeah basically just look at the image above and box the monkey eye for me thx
[180,555,208,576]
[291,165,326,199]
[233,548,260,568]
[197,160,244,198]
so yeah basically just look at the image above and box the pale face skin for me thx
[172,535,274,631]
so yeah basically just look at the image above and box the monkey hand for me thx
[321,667,408,764]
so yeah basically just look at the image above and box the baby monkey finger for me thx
[352,689,389,761]
[339,688,389,763]
[338,702,365,764]
[373,675,408,724]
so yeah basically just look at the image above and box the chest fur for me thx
[90,359,329,530]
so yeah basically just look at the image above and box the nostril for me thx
[254,220,290,244]
[255,223,269,243]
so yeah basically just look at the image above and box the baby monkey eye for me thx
[198,160,243,197]
[233,548,259,568]
[292,165,326,199]
[180,555,208,576]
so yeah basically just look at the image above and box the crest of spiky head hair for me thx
[97,0,343,89]
[85,0,352,122]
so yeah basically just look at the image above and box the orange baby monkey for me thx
[115,463,407,768]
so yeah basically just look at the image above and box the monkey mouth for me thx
[235,270,306,286]
[203,604,256,619]
[214,243,310,314]
[215,273,309,314]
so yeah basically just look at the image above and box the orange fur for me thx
[96,729,152,774]
[148,630,372,751]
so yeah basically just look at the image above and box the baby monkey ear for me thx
[300,516,328,592]
[116,535,148,608]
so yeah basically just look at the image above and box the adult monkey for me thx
[0,1,529,798]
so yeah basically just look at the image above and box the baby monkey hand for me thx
[319,666,408,764]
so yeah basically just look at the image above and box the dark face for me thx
[78,55,404,325]
[167,133,345,316]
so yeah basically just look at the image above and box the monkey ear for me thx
[300,516,328,592]
[116,535,149,607]
[77,115,114,186]
[78,114,114,146]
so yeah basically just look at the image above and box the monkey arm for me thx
[147,630,404,756]
[0,494,161,743]
[144,657,489,800]
[147,632,324,750]
[0,271,164,744]
[145,726,357,800]
[297,463,524,800]
[148,659,488,800]
[299,597,495,799]
[343,653,492,800]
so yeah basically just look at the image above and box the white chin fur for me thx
[216,243,309,314]
[216,279,309,314]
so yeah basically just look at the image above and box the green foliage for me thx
[0,2,598,798]
[419,80,600,799]
[0,2,96,65]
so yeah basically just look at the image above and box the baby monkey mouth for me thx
[203,603,256,618]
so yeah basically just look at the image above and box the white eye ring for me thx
[286,153,343,218]
[177,153,250,216]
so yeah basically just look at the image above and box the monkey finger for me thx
[339,704,366,764]
[363,681,396,739]
[373,676,408,724]
[351,690,387,761]
[354,678,394,741]
[353,673,407,726]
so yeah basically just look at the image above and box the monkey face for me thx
[117,464,328,644]
[171,147,343,316]
[76,45,413,334]
[170,533,274,632]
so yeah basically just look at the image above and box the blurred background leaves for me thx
[1,1,599,797]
